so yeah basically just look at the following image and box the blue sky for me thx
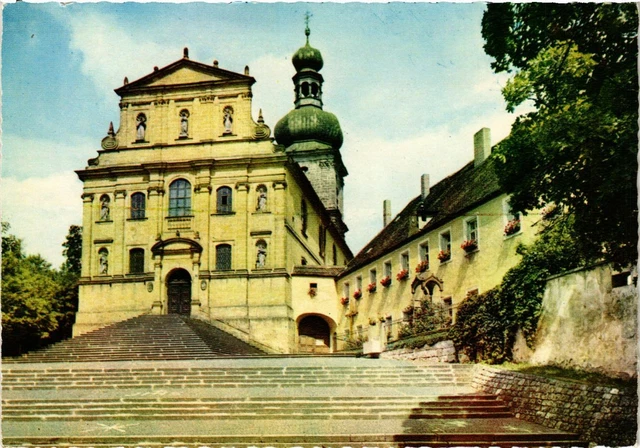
[2,2,522,267]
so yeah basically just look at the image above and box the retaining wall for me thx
[473,365,637,446]
[380,340,456,362]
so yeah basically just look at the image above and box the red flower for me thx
[396,269,409,281]
[415,260,429,273]
[380,276,392,287]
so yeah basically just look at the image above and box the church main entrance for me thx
[167,269,191,315]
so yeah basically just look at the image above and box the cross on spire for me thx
[304,11,312,41]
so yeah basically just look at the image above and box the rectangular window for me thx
[370,269,377,284]
[439,231,451,252]
[356,276,362,292]
[419,242,429,263]
[443,297,453,319]
[439,231,451,262]
[217,187,233,213]
[465,217,478,242]
[215,244,232,270]
[129,249,145,274]
[343,282,350,298]
[384,261,392,278]
[131,193,146,219]
[503,197,522,236]
[401,252,409,271]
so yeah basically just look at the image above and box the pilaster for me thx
[272,180,288,269]
[80,193,95,278]
[114,189,127,276]
[235,182,250,271]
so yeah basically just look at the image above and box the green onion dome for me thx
[292,40,324,72]
[274,106,343,149]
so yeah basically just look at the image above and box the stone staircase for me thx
[2,359,587,447]
[3,314,265,363]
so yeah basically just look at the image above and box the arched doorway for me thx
[167,269,191,315]
[298,315,331,354]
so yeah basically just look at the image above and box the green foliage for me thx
[387,330,449,351]
[450,219,588,363]
[482,3,638,267]
[398,299,451,339]
[62,225,82,276]
[1,223,81,356]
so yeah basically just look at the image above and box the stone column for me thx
[80,193,95,278]
[151,253,163,314]
[235,182,250,270]
[272,180,288,269]
[114,189,127,276]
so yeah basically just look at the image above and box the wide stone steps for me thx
[2,365,474,390]
[3,395,513,421]
[4,314,266,363]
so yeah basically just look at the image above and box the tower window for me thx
[169,179,191,217]
[129,248,145,274]
[130,192,146,219]
[217,187,233,213]
[301,200,308,236]
[215,244,232,270]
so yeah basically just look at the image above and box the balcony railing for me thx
[166,216,193,231]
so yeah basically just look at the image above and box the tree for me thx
[2,224,61,355]
[62,225,82,275]
[482,3,638,267]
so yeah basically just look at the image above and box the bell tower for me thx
[274,21,348,236]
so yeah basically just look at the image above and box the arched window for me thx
[215,244,232,270]
[130,192,146,219]
[129,248,145,274]
[169,179,191,217]
[301,200,308,236]
[217,186,232,213]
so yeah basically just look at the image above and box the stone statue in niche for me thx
[136,114,147,141]
[100,196,110,221]
[256,186,267,211]
[179,110,189,137]
[99,250,109,275]
[223,107,233,134]
[256,242,267,268]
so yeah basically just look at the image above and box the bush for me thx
[398,299,451,339]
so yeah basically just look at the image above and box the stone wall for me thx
[473,365,637,446]
[519,263,637,379]
[380,340,456,362]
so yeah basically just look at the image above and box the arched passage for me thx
[297,315,332,354]
[166,268,192,315]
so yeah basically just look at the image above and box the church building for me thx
[75,28,536,354]
[75,29,351,354]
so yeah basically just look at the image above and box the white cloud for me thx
[2,173,83,268]
[65,12,183,104]
[343,109,518,253]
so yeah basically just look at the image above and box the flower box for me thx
[345,310,358,318]
[369,318,377,326]
[308,288,317,297]
[415,260,429,273]
[402,305,414,314]
[379,315,386,323]
[340,296,349,306]
[396,269,409,281]
[461,239,478,253]
[366,282,377,293]
[380,276,392,287]
[504,218,521,236]
[353,289,362,300]
[437,249,451,262]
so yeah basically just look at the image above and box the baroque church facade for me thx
[75,30,535,353]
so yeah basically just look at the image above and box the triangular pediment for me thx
[115,58,253,95]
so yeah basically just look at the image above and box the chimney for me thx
[474,127,492,167]
[383,200,391,227]
[421,174,430,199]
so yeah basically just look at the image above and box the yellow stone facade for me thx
[75,38,538,355]
[75,51,351,354]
